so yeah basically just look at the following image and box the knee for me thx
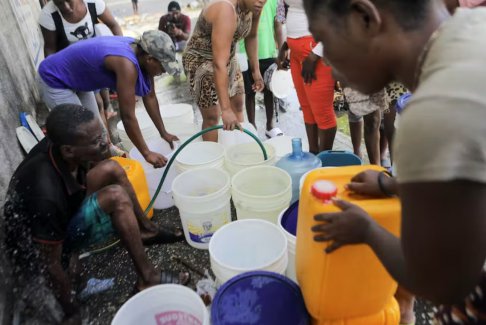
[203,110,220,125]
[364,114,381,133]
[232,97,244,113]
[96,160,128,182]
[101,185,132,211]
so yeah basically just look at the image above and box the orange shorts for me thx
[287,36,336,129]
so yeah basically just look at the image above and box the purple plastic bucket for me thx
[211,271,310,325]
[280,200,299,236]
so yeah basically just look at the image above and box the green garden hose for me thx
[79,125,267,258]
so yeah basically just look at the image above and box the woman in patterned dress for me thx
[183,0,266,141]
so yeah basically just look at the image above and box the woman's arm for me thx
[207,2,240,129]
[98,7,123,36]
[41,26,58,57]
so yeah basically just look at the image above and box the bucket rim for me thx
[231,166,292,199]
[112,284,208,324]
[225,143,276,167]
[175,142,225,166]
[172,168,231,200]
[277,204,297,240]
[209,219,288,272]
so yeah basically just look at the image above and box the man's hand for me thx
[172,26,183,37]
[276,43,290,70]
[347,170,397,197]
[144,151,168,168]
[161,131,179,149]
[302,52,319,84]
[312,199,375,253]
[221,109,241,131]
[251,71,265,92]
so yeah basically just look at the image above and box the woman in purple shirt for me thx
[38,30,180,168]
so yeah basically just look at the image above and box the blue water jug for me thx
[275,138,321,204]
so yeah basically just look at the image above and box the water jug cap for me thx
[311,180,337,201]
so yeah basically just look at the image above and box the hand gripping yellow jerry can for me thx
[296,165,400,324]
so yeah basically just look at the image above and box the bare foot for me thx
[105,111,118,120]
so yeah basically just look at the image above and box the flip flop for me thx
[142,227,185,246]
[132,270,191,295]
[265,127,284,138]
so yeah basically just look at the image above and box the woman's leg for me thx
[200,105,221,142]
[348,112,363,158]
[230,93,245,122]
[384,104,397,163]
[363,109,381,165]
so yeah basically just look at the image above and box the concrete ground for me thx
[79,4,435,325]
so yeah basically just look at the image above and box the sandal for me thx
[142,227,185,246]
[265,127,284,138]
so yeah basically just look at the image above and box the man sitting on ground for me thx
[158,1,191,52]
[4,104,189,324]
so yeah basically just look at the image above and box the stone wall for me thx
[0,0,44,323]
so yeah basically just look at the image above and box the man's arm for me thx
[158,15,168,32]
[244,11,263,89]
[142,78,178,148]
[273,17,284,51]
[37,243,79,317]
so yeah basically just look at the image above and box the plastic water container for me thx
[264,135,310,160]
[217,122,257,149]
[277,201,299,282]
[296,165,400,324]
[263,63,294,99]
[129,139,178,209]
[112,284,209,325]
[231,166,292,224]
[276,138,321,204]
[110,157,153,218]
[209,219,288,284]
[172,168,231,249]
[175,142,225,174]
[211,271,310,325]
[224,143,276,176]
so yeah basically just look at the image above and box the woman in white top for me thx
[276,0,336,154]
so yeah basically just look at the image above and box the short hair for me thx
[46,104,95,146]
[305,0,430,31]
[168,1,181,11]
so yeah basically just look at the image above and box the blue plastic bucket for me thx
[281,200,299,236]
[211,271,310,325]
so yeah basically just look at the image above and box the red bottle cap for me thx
[311,180,337,201]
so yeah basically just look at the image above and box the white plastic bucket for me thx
[264,135,310,161]
[172,168,231,249]
[175,142,225,174]
[277,205,298,282]
[217,122,257,149]
[209,219,288,284]
[112,284,209,325]
[231,166,292,224]
[129,139,178,209]
[224,143,276,176]
[117,109,159,151]
[263,63,294,99]
[158,103,194,126]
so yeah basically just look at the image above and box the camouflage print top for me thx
[184,0,253,61]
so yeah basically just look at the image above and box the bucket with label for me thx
[231,166,292,224]
[209,219,288,284]
[263,63,294,99]
[175,142,225,174]
[225,143,276,176]
[277,200,299,282]
[112,284,209,325]
[129,139,178,209]
[211,271,309,325]
[172,168,231,249]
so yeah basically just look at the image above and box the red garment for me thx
[287,36,336,129]
[158,13,191,42]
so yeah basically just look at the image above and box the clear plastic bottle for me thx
[275,138,321,203]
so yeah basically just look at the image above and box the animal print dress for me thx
[182,0,252,110]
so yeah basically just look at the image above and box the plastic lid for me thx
[311,180,337,201]
[211,271,309,325]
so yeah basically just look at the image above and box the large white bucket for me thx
[224,143,276,176]
[112,284,209,325]
[217,122,257,149]
[172,168,231,249]
[175,142,225,174]
[159,103,194,127]
[209,219,288,284]
[264,135,310,161]
[117,109,159,151]
[129,139,178,209]
[232,166,292,224]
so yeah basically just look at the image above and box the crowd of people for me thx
[3,0,486,323]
